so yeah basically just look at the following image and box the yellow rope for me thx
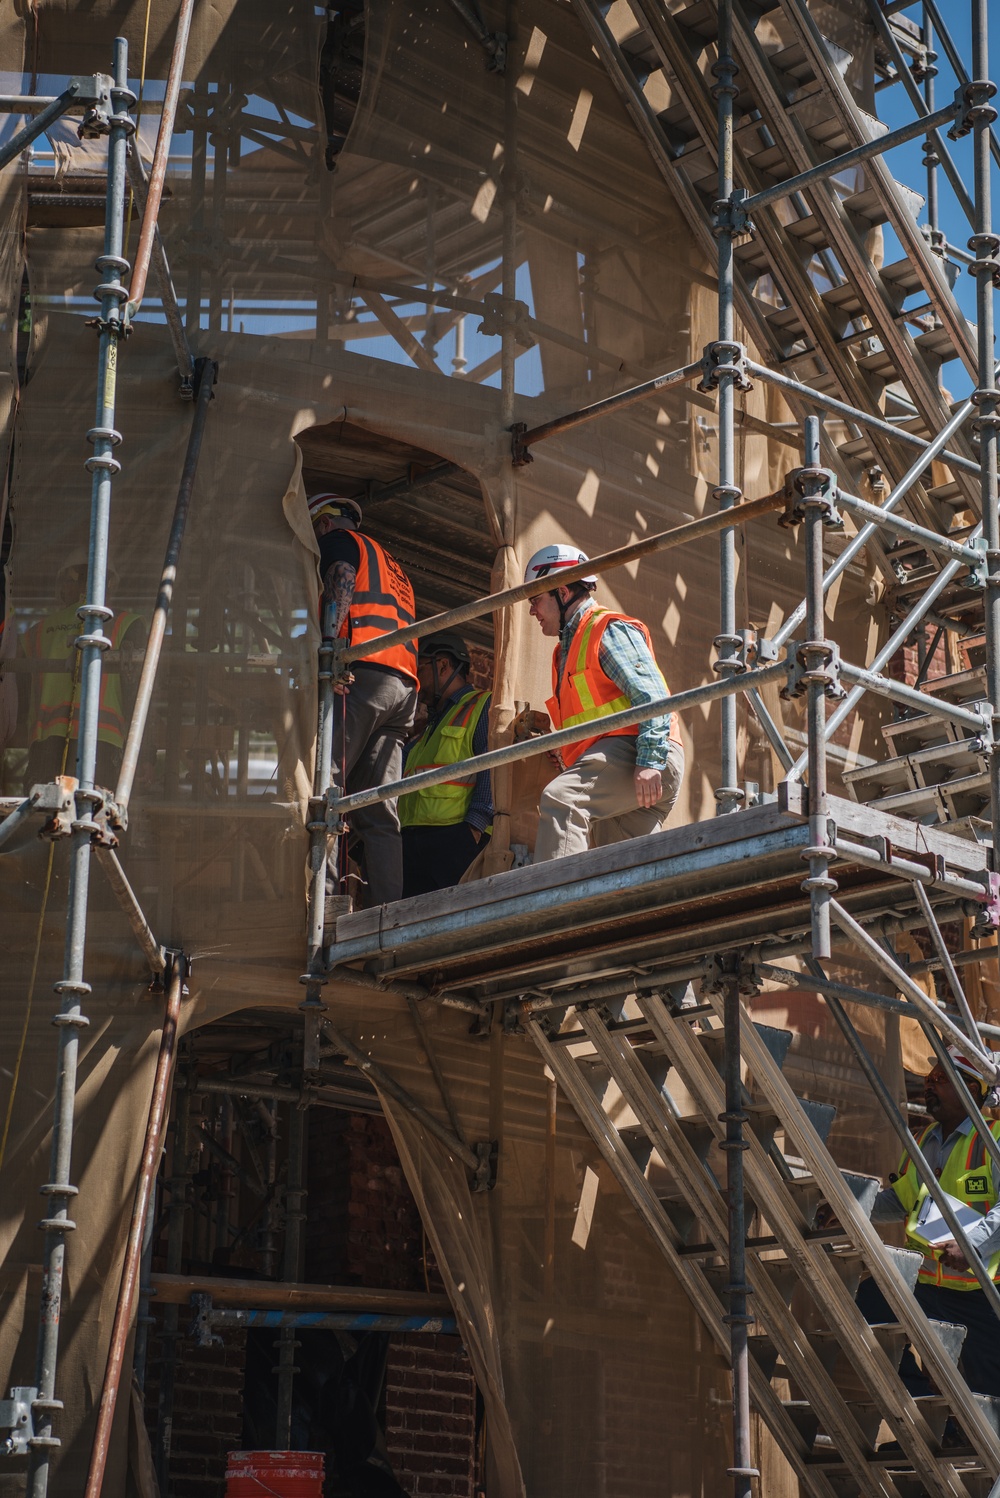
[0,646,81,1171]
[125,0,155,253]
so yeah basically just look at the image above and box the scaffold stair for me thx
[576,0,983,580]
[526,987,1000,1497]
[844,667,991,830]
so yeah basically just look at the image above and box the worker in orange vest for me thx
[17,549,145,794]
[309,492,418,909]
[524,544,684,862]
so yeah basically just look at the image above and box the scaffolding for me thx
[5,0,1000,1495]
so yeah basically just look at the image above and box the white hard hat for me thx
[523,544,597,588]
[307,491,363,527]
[928,1046,996,1084]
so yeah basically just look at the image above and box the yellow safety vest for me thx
[23,603,141,750]
[892,1120,1000,1290]
[400,688,491,829]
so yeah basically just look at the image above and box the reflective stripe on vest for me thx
[892,1120,1000,1289]
[341,535,418,684]
[545,606,680,769]
[400,688,491,828]
[25,604,140,750]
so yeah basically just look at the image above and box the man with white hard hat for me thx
[523,543,684,862]
[308,491,418,910]
[857,1045,1000,1397]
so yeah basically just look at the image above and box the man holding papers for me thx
[857,1047,1000,1398]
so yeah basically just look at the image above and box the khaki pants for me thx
[534,735,684,863]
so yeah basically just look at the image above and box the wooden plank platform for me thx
[329,791,991,995]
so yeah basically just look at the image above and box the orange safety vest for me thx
[339,535,418,684]
[546,606,682,769]
[23,603,142,750]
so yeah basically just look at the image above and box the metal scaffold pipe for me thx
[84,954,187,1498]
[125,0,196,322]
[27,40,134,1498]
[712,0,744,821]
[800,417,836,960]
[328,661,787,819]
[970,0,1000,873]
[337,490,786,667]
[115,358,217,811]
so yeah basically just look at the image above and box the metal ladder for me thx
[572,0,984,578]
[525,987,1000,1497]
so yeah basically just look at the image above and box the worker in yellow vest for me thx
[857,1047,1000,1396]
[17,550,145,794]
[400,632,491,898]
[524,544,684,863]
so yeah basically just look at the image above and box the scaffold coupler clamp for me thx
[471,1140,498,1193]
[781,638,845,702]
[711,187,754,242]
[71,74,114,138]
[702,951,761,998]
[0,1387,36,1456]
[973,870,1000,935]
[510,421,532,467]
[698,337,753,394]
[947,79,998,142]
[30,777,78,841]
[778,464,841,529]
[965,534,991,590]
[189,1293,222,1349]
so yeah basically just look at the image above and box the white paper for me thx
[913,1189,985,1247]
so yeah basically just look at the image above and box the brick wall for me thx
[385,1334,477,1498]
[143,1323,246,1498]
[305,1111,428,1290]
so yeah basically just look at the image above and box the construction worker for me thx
[524,544,684,862]
[857,1047,1000,1397]
[399,631,492,898]
[17,550,145,794]
[309,491,418,908]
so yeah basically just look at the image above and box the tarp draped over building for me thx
[0,1,900,1493]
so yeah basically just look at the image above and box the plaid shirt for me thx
[555,600,674,768]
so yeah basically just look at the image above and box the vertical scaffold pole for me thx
[713,0,744,816]
[922,7,941,250]
[800,416,836,960]
[275,1099,307,1444]
[27,40,134,1498]
[301,602,338,1009]
[721,971,756,1498]
[970,0,1000,873]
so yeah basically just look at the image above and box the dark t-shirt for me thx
[318,528,361,578]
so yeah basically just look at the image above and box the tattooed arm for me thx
[324,559,357,638]
[323,560,357,694]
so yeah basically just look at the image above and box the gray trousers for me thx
[534,735,685,863]
[332,666,417,905]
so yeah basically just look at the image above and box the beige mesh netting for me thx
[0,1,903,1493]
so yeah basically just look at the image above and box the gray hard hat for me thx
[418,631,471,667]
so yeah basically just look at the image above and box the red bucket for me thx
[225,1451,324,1497]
